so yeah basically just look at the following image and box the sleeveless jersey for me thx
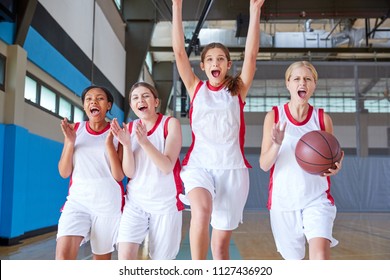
[267,103,334,211]
[182,81,251,169]
[65,121,124,214]
[126,113,184,214]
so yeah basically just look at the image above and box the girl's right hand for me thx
[60,118,76,144]
[272,121,286,146]
[110,118,131,148]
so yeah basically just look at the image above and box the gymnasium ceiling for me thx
[146,0,390,62]
[122,0,390,115]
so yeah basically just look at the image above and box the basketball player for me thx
[259,61,344,260]
[172,0,266,259]
[111,82,183,260]
[56,85,124,260]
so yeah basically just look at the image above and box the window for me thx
[40,86,56,113]
[145,52,153,74]
[24,76,37,102]
[73,107,84,122]
[24,74,84,122]
[171,62,390,115]
[59,97,72,119]
[113,0,121,11]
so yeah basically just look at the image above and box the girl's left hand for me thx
[135,122,149,146]
[322,150,344,177]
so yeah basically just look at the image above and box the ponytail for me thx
[223,74,243,96]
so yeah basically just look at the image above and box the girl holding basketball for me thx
[172,0,265,259]
[259,61,344,260]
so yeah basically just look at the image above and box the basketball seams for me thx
[295,130,341,175]
[299,138,333,160]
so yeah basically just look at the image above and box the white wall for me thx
[38,0,126,96]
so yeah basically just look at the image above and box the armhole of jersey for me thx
[272,106,279,124]
[164,117,172,139]
[192,80,203,103]
[318,108,325,131]
[74,122,80,132]
[128,122,133,134]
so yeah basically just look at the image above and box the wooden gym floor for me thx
[0,210,389,260]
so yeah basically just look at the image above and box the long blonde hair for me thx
[200,42,242,96]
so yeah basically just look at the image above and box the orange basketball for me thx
[295,130,342,175]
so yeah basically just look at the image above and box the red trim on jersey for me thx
[272,106,279,123]
[173,159,185,211]
[319,108,334,204]
[267,107,279,210]
[86,121,110,135]
[164,116,172,138]
[128,122,133,134]
[284,103,314,126]
[238,94,252,168]
[117,180,126,212]
[147,113,163,136]
[319,108,325,131]
[326,176,335,205]
[74,122,80,132]
[267,165,275,210]
[182,82,203,166]
[206,80,224,91]
[191,80,204,104]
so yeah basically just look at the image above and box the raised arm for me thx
[171,0,200,99]
[240,0,265,100]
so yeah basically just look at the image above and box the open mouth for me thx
[298,90,307,98]
[90,107,100,116]
[138,105,147,112]
[211,70,220,78]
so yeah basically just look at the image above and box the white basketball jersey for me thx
[182,81,251,169]
[268,104,334,211]
[66,121,124,214]
[126,114,184,214]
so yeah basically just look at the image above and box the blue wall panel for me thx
[24,133,68,232]
[23,27,124,123]
[0,125,68,239]
[24,27,90,97]
[0,22,15,44]
[0,125,5,228]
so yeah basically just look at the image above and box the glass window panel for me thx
[145,52,153,74]
[59,97,72,119]
[73,107,84,123]
[114,0,121,10]
[378,99,390,113]
[24,76,37,103]
[40,86,56,113]
[344,98,356,112]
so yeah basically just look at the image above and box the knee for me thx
[211,238,230,260]
[190,207,212,227]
